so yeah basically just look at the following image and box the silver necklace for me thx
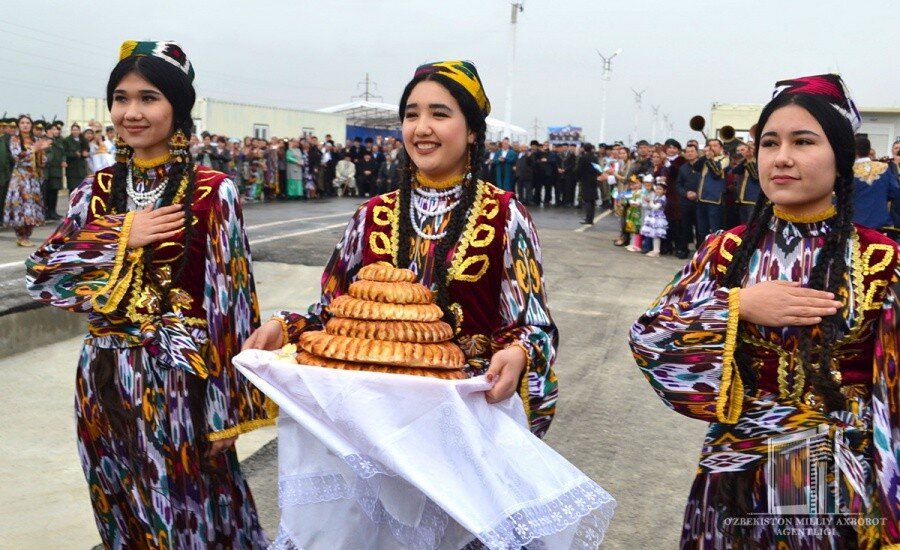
[414,185,462,199]
[125,161,168,209]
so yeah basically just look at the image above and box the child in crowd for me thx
[640,178,668,257]
[624,174,644,252]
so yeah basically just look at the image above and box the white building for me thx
[66,97,346,142]
[710,103,900,156]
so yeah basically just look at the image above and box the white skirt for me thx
[234,350,616,550]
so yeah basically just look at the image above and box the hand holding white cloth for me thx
[234,350,615,549]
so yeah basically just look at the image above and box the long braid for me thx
[396,147,414,268]
[722,195,774,395]
[432,140,483,328]
[796,175,852,413]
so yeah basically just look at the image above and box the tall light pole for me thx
[630,88,645,145]
[662,113,670,140]
[504,1,524,139]
[596,48,621,144]
[651,105,660,144]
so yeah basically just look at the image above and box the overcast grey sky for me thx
[3,1,898,142]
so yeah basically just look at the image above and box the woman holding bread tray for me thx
[237,60,615,549]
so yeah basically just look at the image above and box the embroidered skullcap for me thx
[771,74,860,132]
[413,60,491,117]
[119,40,194,82]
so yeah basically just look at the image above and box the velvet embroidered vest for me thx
[361,181,513,358]
[711,222,899,405]
[87,165,227,328]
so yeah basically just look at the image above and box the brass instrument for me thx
[689,115,708,140]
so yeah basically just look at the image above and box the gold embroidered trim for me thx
[508,342,532,421]
[772,205,836,224]
[132,153,172,170]
[716,288,744,424]
[91,212,143,314]
[207,416,277,441]
[270,315,290,346]
[448,181,487,281]
[852,160,888,184]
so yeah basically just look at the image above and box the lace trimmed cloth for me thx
[234,350,616,549]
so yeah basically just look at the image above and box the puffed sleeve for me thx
[493,199,559,437]
[628,232,744,424]
[272,203,368,344]
[203,178,276,440]
[26,176,142,313]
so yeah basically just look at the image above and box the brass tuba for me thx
[720,125,736,142]
[689,115,708,140]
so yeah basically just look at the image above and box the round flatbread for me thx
[296,351,468,380]
[357,263,417,283]
[329,295,443,322]
[325,318,453,343]
[299,331,465,369]
[348,279,433,305]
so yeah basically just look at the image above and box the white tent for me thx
[318,100,530,143]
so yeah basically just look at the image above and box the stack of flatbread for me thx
[297,263,467,380]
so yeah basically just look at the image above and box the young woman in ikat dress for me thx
[244,60,559,438]
[629,74,900,548]
[25,41,274,548]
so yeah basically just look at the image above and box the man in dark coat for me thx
[514,143,533,206]
[42,122,66,220]
[675,143,704,256]
[357,150,378,197]
[62,123,89,192]
[576,143,599,224]
[0,118,15,217]
[560,143,577,207]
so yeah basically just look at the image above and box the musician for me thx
[851,135,899,234]
[732,142,760,224]
[695,138,729,238]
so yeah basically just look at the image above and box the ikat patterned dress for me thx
[3,134,45,236]
[276,180,559,437]
[26,165,276,549]
[629,213,900,549]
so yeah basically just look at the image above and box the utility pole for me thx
[531,117,542,142]
[596,48,622,144]
[662,113,670,140]
[630,88,645,145]
[651,105,660,144]
[504,1,524,139]
[352,73,382,102]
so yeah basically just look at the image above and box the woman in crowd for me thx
[25,41,274,548]
[630,74,899,548]
[285,137,305,199]
[4,114,49,246]
[613,145,634,246]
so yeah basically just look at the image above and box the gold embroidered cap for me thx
[413,60,490,118]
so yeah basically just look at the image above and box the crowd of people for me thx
[2,109,898,251]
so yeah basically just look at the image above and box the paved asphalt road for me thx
[1,193,707,548]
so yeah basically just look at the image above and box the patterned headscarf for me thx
[413,60,491,118]
[119,40,194,83]
[771,74,861,132]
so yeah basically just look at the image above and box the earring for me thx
[464,146,474,183]
[114,136,133,164]
[169,129,189,163]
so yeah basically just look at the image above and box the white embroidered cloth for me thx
[234,350,616,549]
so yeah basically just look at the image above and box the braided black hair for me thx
[396,72,488,329]
[716,91,856,523]
[96,52,201,454]
[106,54,198,289]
